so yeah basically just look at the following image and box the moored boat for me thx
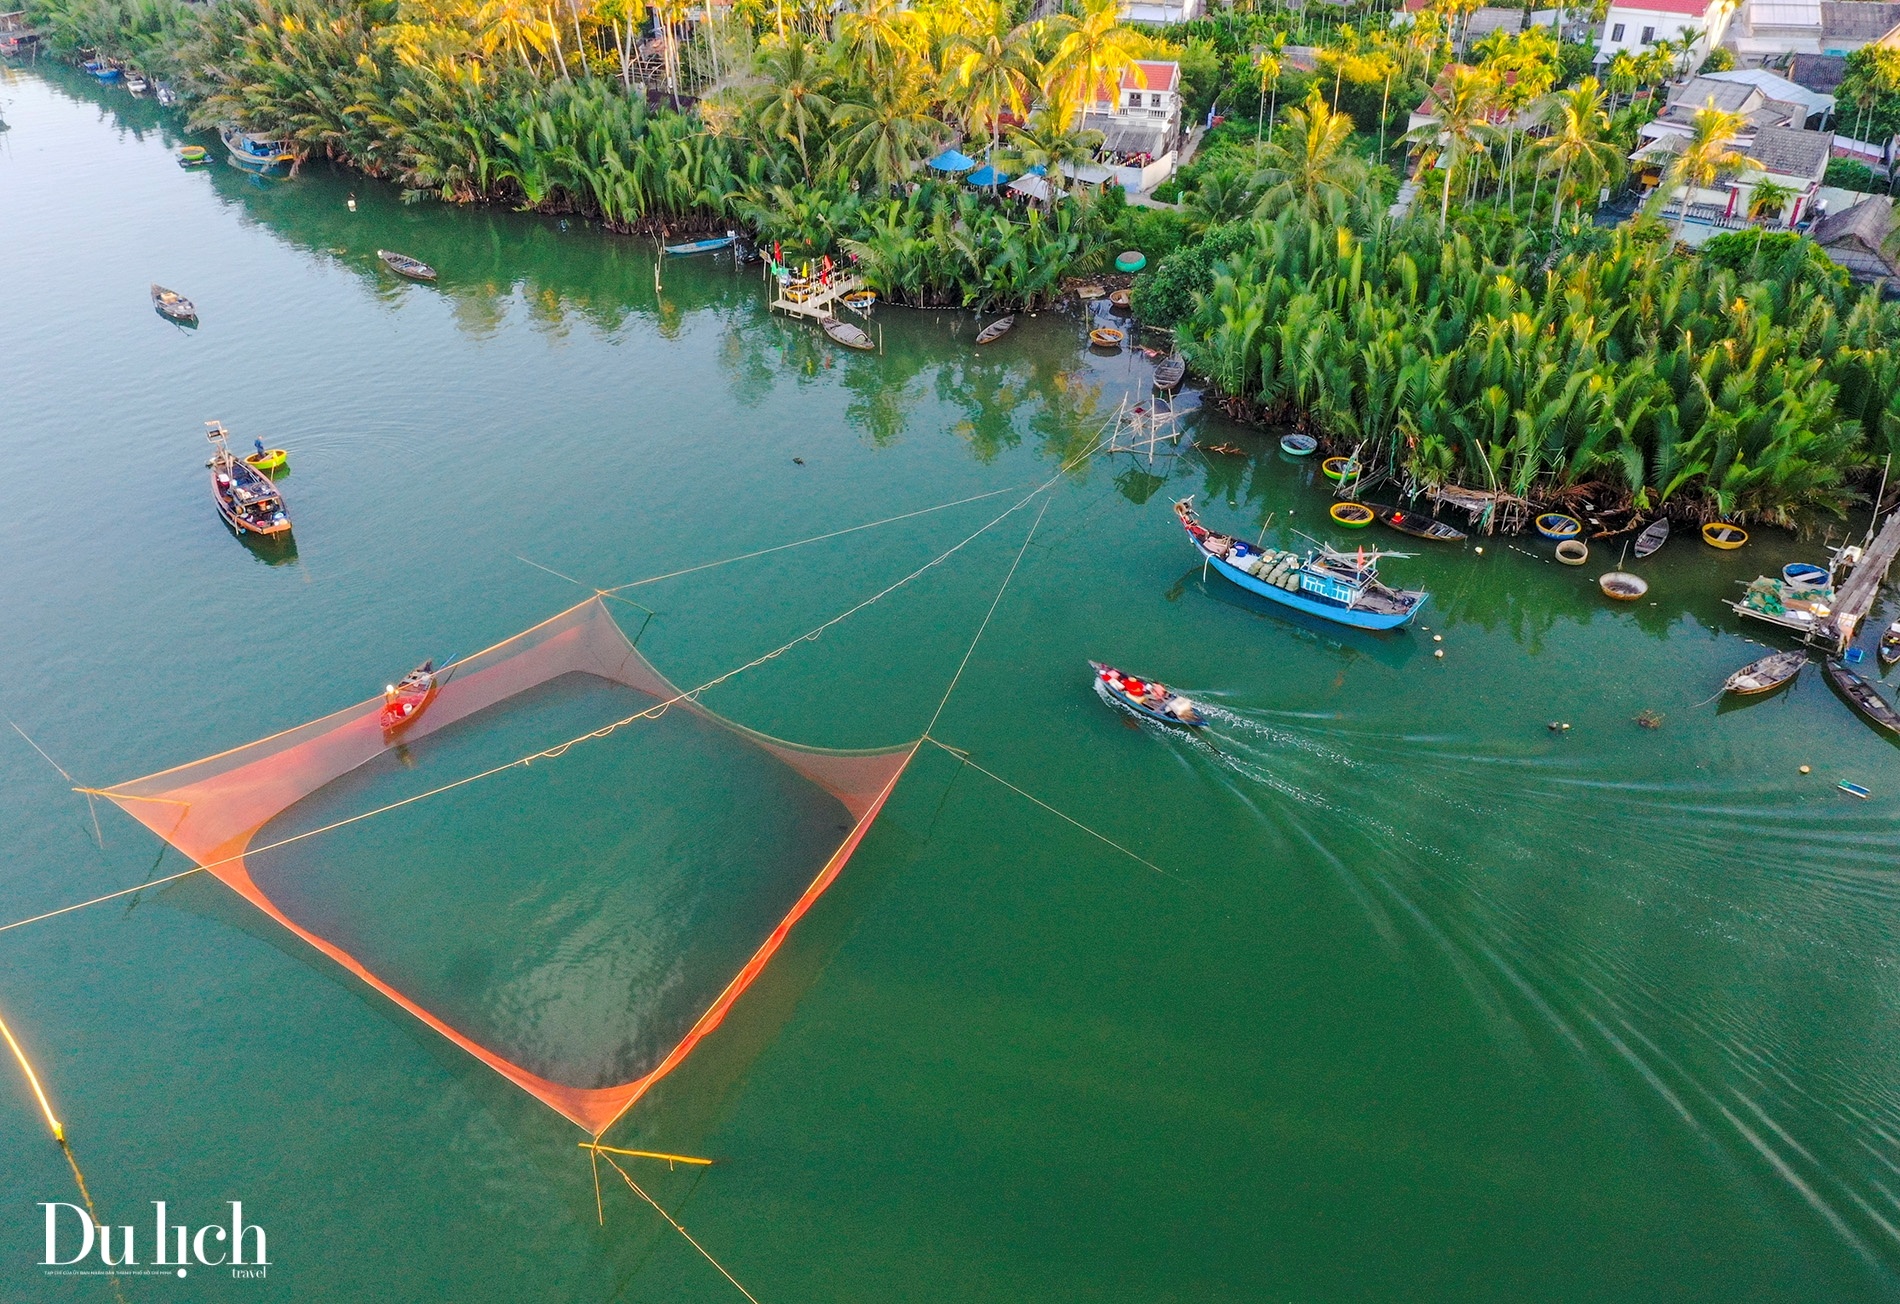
[377,249,436,281]
[176,144,210,168]
[1723,649,1805,695]
[245,446,288,474]
[1152,355,1186,391]
[1783,562,1829,589]
[1089,661,1206,728]
[1881,621,1900,666]
[1376,507,1465,542]
[821,316,874,350]
[380,660,439,735]
[1599,571,1647,600]
[663,235,734,255]
[841,288,877,309]
[205,421,291,539]
[1280,433,1318,457]
[1330,502,1374,528]
[1535,512,1582,540]
[124,70,149,95]
[1703,522,1748,549]
[220,126,295,174]
[1632,517,1670,558]
[151,283,196,323]
[1176,497,1427,631]
[1089,326,1124,349]
[1556,539,1589,566]
[975,316,1015,345]
[1824,657,1900,739]
[84,58,122,82]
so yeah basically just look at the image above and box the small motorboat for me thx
[1330,502,1374,528]
[378,249,436,281]
[1556,539,1589,566]
[1783,562,1830,590]
[1321,456,1360,481]
[1633,517,1670,558]
[1824,657,1900,739]
[205,421,291,539]
[1152,355,1186,391]
[1703,522,1748,550]
[821,316,874,350]
[1089,326,1125,349]
[380,660,440,735]
[1599,571,1647,600]
[1535,512,1582,540]
[663,235,734,255]
[84,59,123,82]
[176,145,210,168]
[1090,661,1205,728]
[1723,649,1805,695]
[155,83,177,107]
[220,126,295,174]
[1280,434,1318,457]
[1881,621,1900,666]
[975,316,1015,345]
[1376,507,1465,542]
[124,70,149,95]
[151,284,197,323]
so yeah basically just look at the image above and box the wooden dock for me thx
[1814,511,1900,650]
[770,272,862,322]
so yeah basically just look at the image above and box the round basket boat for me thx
[1535,512,1582,540]
[177,145,209,166]
[1783,561,1830,589]
[1331,501,1375,528]
[1280,433,1318,457]
[1115,250,1146,273]
[1107,289,1133,310]
[244,448,289,473]
[1321,456,1361,482]
[1089,327,1125,349]
[1600,571,1648,601]
[1555,539,1589,566]
[840,289,876,308]
[1703,522,1749,549]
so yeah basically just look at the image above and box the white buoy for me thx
[1434,649,1444,658]
[1474,546,1484,554]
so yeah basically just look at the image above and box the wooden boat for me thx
[1824,656,1900,739]
[1089,326,1125,348]
[380,660,439,735]
[1280,434,1318,457]
[1153,355,1186,391]
[1881,621,1900,666]
[204,422,291,538]
[1330,502,1374,528]
[220,127,294,174]
[1783,562,1829,589]
[662,235,733,255]
[1632,517,1670,558]
[1177,497,1427,631]
[1599,571,1647,600]
[176,145,210,168]
[151,284,197,323]
[1089,661,1206,728]
[378,249,436,281]
[1703,522,1748,549]
[245,447,288,474]
[1535,512,1582,539]
[1840,781,1872,799]
[1723,649,1805,695]
[1321,456,1359,481]
[975,316,1015,345]
[1375,507,1466,542]
[155,84,177,107]
[1556,539,1589,565]
[821,316,874,350]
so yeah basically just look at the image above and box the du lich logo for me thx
[41,1202,269,1280]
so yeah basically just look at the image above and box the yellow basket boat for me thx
[244,448,289,474]
[1321,456,1360,482]
[1330,501,1374,528]
[1089,327,1125,349]
[1702,522,1748,549]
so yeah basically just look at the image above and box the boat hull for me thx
[1201,546,1423,630]
[663,237,734,255]
[1825,659,1900,738]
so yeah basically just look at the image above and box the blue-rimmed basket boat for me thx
[1535,512,1582,540]
[1089,661,1206,728]
[1280,434,1318,457]
[1176,497,1427,631]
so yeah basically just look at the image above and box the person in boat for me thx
[254,438,266,458]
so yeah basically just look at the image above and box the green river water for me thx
[5,67,1900,1302]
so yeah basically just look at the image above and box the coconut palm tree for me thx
[946,1,1035,166]
[997,106,1103,199]
[1253,87,1367,221]
[1048,0,1143,125]
[753,34,836,181]
[1653,102,1756,242]
[1746,177,1795,223]
[1535,77,1621,232]
[831,75,939,192]
[837,0,914,82]
[1403,65,1496,234]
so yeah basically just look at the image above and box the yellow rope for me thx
[598,1151,762,1304]
[0,1004,62,1142]
[581,1142,714,1166]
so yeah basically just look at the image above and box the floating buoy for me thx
[1799,765,1812,774]
[1432,634,1443,642]
[1434,649,1445,658]
[1474,546,1484,554]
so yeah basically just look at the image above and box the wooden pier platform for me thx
[770,272,862,322]
[1814,512,1900,650]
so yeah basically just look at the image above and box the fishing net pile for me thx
[98,599,914,1134]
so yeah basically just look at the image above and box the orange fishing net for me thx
[98,599,914,1134]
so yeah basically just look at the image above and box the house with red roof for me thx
[1072,61,1187,193]
[1595,0,1739,67]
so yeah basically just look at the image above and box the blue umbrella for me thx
[928,148,977,172]
[965,164,1012,187]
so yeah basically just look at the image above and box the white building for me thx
[1074,61,1186,194]
[1595,0,1738,66]
[1119,0,1203,24]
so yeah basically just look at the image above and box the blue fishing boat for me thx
[1175,497,1427,631]
[1089,662,1206,728]
[84,59,123,82]
[220,127,295,175]
[664,235,734,255]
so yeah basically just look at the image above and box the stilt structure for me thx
[1104,395,1183,466]
[770,271,863,322]
[1813,511,1900,651]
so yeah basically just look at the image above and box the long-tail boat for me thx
[1089,661,1205,728]
[378,249,436,281]
[1723,649,1805,696]
[1376,506,1466,542]
[205,422,291,539]
[1824,657,1900,739]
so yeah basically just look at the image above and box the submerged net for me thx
[98,598,915,1134]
